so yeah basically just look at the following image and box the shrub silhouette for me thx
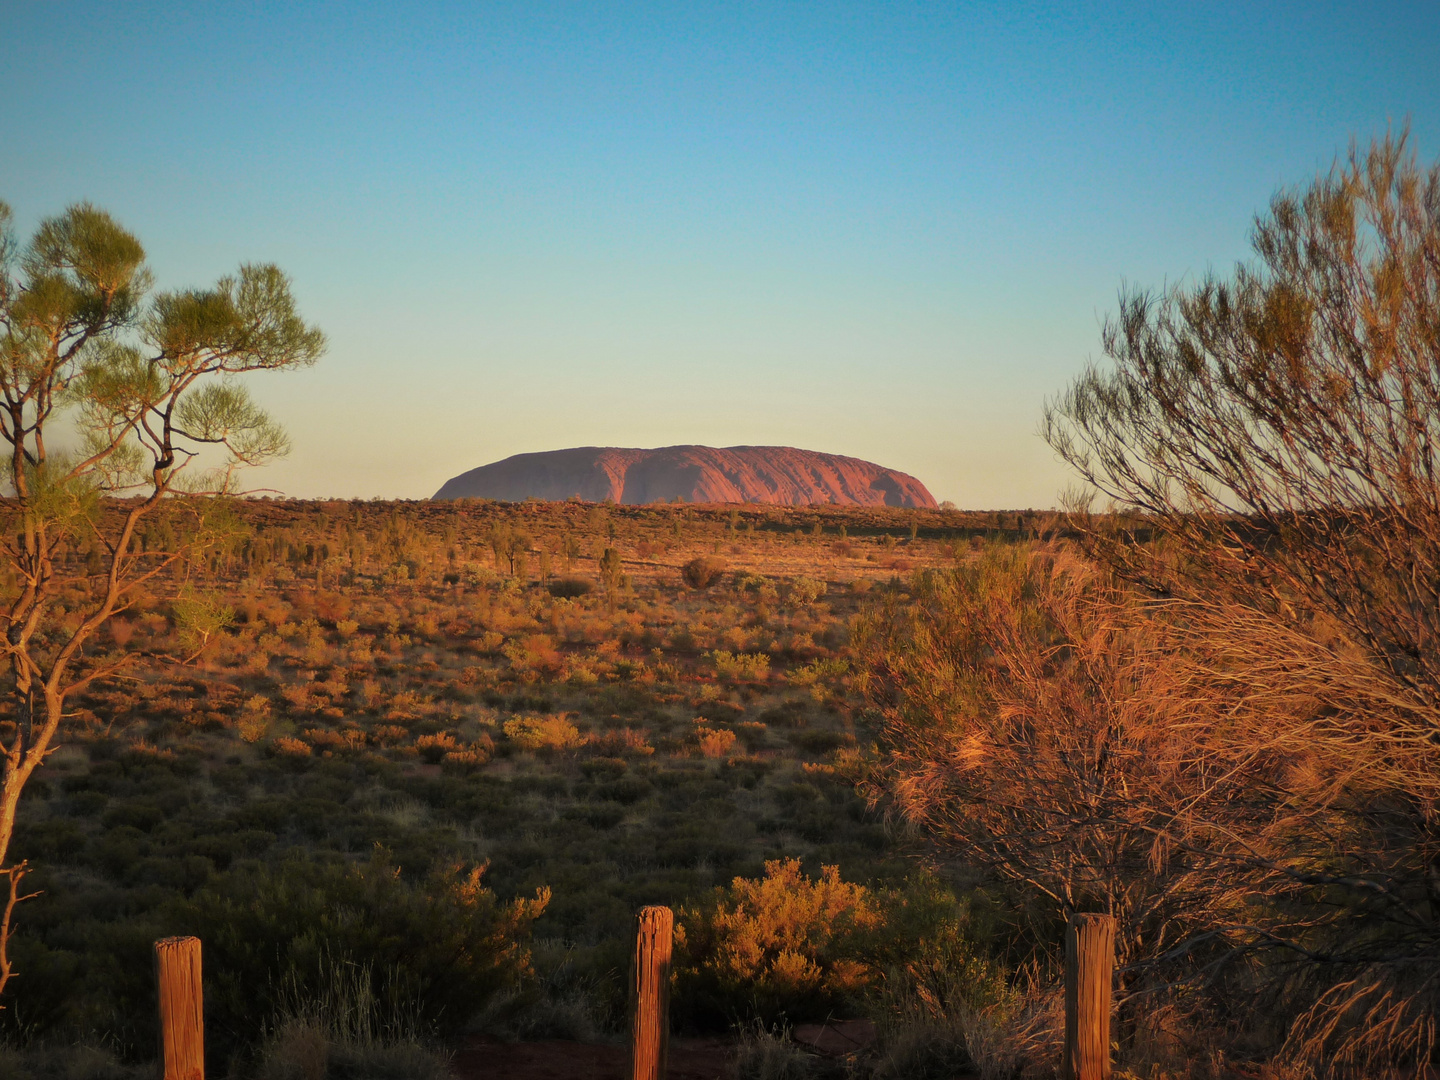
[548,576,594,598]
[681,556,726,590]
[176,856,548,1056]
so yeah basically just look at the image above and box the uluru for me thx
[432,445,937,508]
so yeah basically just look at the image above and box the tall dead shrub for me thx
[852,549,1255,975]
[1039,131,1440,1074]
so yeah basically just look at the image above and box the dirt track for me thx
[451,1037,733,1080]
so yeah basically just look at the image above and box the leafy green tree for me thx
[0,199,324,999]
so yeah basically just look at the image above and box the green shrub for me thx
[710,650,770,683]
[788,729,851,753]
[785,577,827,606]
[786,658,849,688]
[172,855,549,1056]
[674,863,1002,1031]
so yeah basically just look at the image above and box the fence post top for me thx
[154,936,201,949]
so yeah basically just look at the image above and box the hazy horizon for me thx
[4,2,1437,507]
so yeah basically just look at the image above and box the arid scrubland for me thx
[3,499,1024,1070]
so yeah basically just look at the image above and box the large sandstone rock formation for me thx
[432,445,936,508]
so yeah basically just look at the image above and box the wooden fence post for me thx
[155,935,204,1080]
[1064,913,1115,1080]
[629,905,674,1080]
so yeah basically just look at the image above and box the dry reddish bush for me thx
[268,736,312,758]
[589,727,655,757]
[502,714,583,753]
[415,732,460,763]
[1036,134,1440,1074]
[302,727,337,747]
[311,591,352,623]
[442,742,491,769]
[696,726,737,759]
[279,684,313,711]
[854,547,1381,1072]
[681,556,726,590]
[854,548,1254,969]
[502,633,565,681]
[676,859,883,1020]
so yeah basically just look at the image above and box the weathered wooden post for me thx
[629,905,674,1080]
[155,936,204,1080]
[1064,913,1115,1080]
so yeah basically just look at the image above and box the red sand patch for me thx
[450,1036,733,1080]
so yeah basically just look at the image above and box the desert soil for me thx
[451,1036,734,1080]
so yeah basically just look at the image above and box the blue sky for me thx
[3,2,1436,505]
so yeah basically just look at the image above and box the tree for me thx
[510,534,530,580]
[853,549,1240,972]
[486,522,531,577]
[487,521,513,571]
[0,199,324,1000]
[561,532,581,572]
[598,546,624,609]
[1039,132,1440,1072]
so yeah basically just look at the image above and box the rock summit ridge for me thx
[432,445,936,508]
